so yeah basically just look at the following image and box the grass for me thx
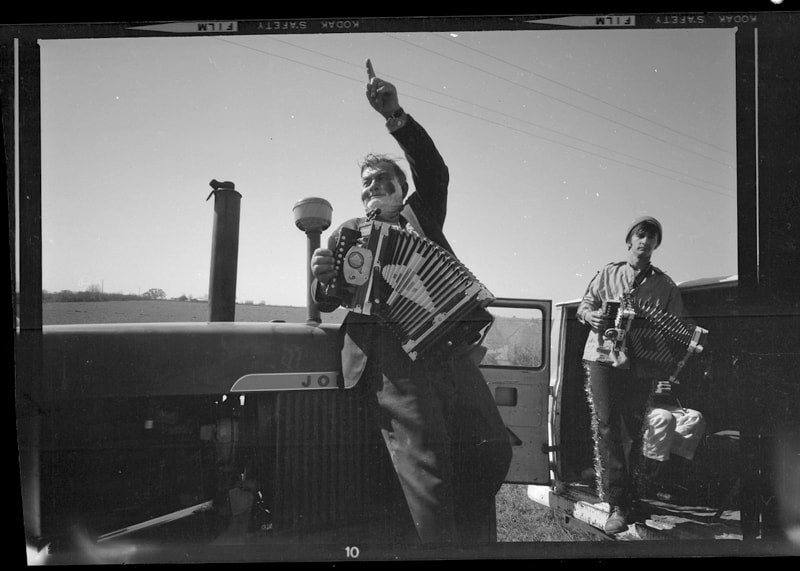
[40,299,347,325]
[496,484,601,542]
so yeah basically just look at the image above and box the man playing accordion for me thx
[310,59,511,544]
[577,216,691,534]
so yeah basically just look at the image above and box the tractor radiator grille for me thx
[267,390,398,532]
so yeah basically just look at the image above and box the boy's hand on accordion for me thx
[585,309,607,331]
[311,248,336,285]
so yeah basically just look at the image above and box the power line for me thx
[259,35,731,191]
[435,32,735,156]
[213,36,734,199]
[397,91,734,198]
[214,36,359,85]
[388,33,735,168]
[262,35,729,192]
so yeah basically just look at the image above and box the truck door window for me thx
[481,307,544,369]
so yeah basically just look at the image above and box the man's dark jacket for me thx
[313,114,454,385]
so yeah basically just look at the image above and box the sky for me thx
[33,19,738,308]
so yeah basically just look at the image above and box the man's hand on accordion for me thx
[311,247,336,285]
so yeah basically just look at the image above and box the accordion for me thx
[603,295,708,381]
[323,220,495,361]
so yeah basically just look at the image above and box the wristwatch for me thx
[385,107,407,131]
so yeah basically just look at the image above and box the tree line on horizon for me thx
[41,288,197,303]
[39,288,283,306]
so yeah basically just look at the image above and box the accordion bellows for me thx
[630,300,706,363]
[603,296,708,379]
[324,220,495,361]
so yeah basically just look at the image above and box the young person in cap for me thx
[576,216,688,534]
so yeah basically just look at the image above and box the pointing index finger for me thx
[366,58,375,80]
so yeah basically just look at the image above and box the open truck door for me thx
[481,299,552,485]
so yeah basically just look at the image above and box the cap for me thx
[625,216,662,247]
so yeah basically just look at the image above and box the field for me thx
[41,299,348,325]
[38,300,599,543]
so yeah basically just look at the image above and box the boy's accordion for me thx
[603,295,708,381]
[323,220,495,361]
